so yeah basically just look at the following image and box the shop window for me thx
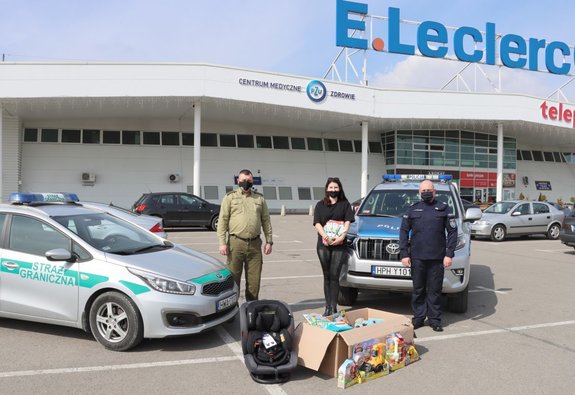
[256,136,272,148]
[353,140,362,152]
[291,137,306,150]
[369,142,382,153]
[521,150,533,161]
[220,134,237,147]
[60,129,80,143]
[143,131,160,145]
[24,128,38,142]
[339,140,353,152]
[278,187,293,200]
[201,133,218,147]
[553,152,562,162]
[273,136,290,149]
[312,187,325,200]
[543,151,554,162]
[103,130,121,144]
[122,130,140,145]
[262,186,277,200]
[41,128,59,143]
[307,137,323,151]
[516,150,522,160]
[182,132,194,146]
[83,129,100,144]
[203,186,219,200]
[532,151,544,162]
[298,187,312,200]
[237,134,254,148]
[325,139,339,152]
[162,132,180,146]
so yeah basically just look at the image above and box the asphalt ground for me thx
[1,214,575,394]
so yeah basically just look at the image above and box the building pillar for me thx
[361,121,368,198]
[193,102,201,197]
[496,123,503,202]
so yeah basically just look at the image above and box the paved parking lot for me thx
[1,214,575,394]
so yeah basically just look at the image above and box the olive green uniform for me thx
[217,188,273,301]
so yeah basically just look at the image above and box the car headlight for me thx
[128,268,196,295]
[473,220,491,226]
[455,234,466,250]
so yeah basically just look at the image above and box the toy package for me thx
[337,338,389,389]
[385,332,407,371]
[303,310,353,332]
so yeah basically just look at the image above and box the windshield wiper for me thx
[357,213,398,217]
[131,244,172,254]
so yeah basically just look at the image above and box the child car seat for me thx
[240,300,298,384]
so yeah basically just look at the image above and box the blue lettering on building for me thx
[335,0,574,75]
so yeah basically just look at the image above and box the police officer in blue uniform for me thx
[399,179,457,332]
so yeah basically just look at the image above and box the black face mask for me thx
[421,191,434,203]
[238,181,253,191]
[328,191,340,198]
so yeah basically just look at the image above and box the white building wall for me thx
[1,113,21,201]
[20,118,386,209]
[515,160,575,203]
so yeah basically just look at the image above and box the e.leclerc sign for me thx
[336,0,574,75]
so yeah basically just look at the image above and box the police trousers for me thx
[410,259,444,325]
[227,236,263,301]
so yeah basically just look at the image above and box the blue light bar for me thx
[383,174,453,182]
[10,192,80,204]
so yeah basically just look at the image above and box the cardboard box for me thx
[294,308,414,377]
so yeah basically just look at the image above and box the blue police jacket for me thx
[399,199,458,260]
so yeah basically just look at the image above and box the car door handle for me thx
[2,261,19,270]
[528,217,532,220]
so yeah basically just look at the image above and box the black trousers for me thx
[316,244,348,310]
[410,258,444,325]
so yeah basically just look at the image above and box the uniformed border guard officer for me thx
[218,169,273,301]
[399,179,457,332]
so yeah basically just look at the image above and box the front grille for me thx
[355,238,401,261]
[202,275,234,296]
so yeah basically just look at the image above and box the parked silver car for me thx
[471,201,565,241]
[82,201,168,239]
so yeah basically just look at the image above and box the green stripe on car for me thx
[191,268,232,284]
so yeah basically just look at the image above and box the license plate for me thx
[371,265,411,277]
[216,293,238,311]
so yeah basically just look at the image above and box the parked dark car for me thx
[559,211,575,249]
[132,192,220,230]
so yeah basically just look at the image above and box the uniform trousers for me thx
[316,243,348,310]
[410,258,444,325]
[227,236,263,301]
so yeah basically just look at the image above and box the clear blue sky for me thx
[1,0,574,97]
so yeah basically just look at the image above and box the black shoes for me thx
[430,324,443,332]
[412,321,424,330]
[323,306,334,317]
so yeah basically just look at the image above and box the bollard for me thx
[309,205,314,216]
[281,205,286,216]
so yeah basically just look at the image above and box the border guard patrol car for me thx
[340,175,482,313]
[0,193,238,351]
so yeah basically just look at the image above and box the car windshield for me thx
[483,202,517,214]
[53,212,165,254]
[358,189,458,217]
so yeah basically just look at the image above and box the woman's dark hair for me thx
[323,177,348,205]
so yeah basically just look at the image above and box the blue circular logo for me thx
[306,80,327,102]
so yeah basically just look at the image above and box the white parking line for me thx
[416,320,575,342]
[470,286,509,294]
[0,357,238,378]
[216,327,288,395]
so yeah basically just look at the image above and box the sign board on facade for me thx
[535,181,552,190]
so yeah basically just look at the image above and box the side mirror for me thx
[45,248,76,262]
[511,211,521,216]
[464,207,483,222]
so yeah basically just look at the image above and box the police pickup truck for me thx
[339,175,483,313]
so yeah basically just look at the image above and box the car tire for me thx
[89,292,144,351]
[337,286,358,306]
[490,224,506,242]
[209,215,219,231]
[447,285,468,313]
[547,223,561,240]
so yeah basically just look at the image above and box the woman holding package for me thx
[313,177,355,316]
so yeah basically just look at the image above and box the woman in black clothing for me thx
[313,177,355,316]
